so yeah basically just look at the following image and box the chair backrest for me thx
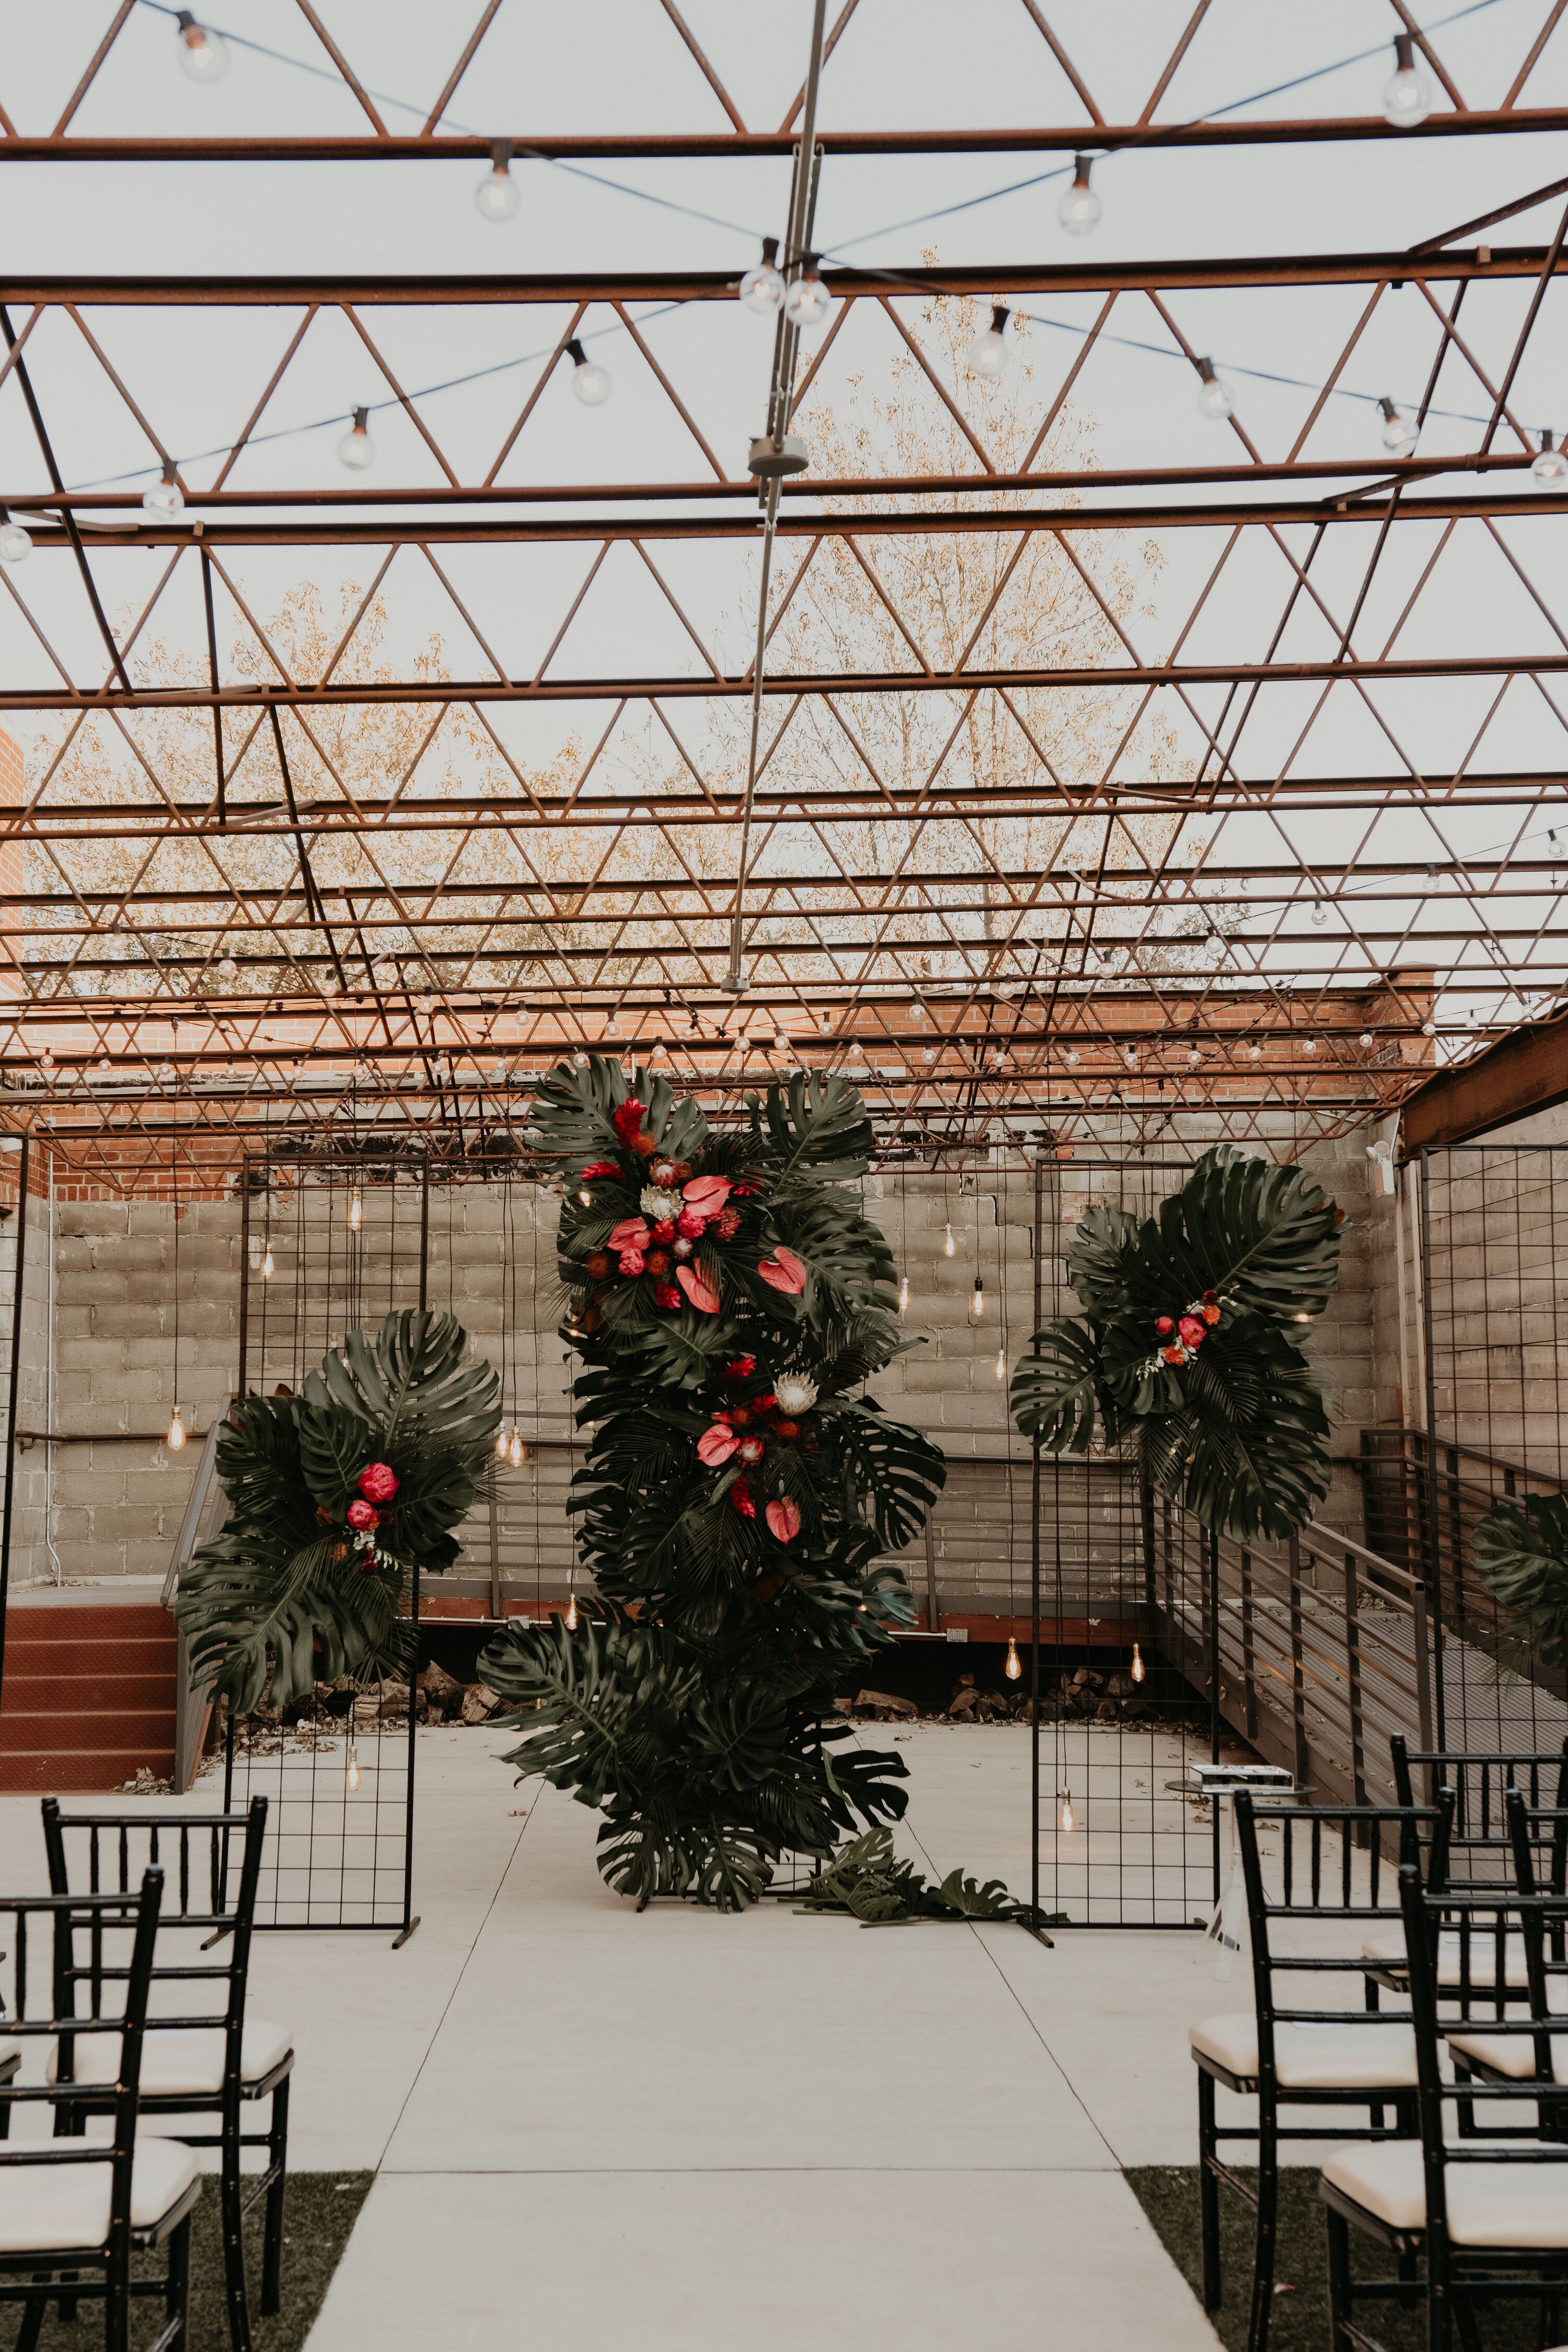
[1390,1732,1568,1890]
[0,1869,164,2241]
[41,1798,267,2051]
[1234,1791,1454,2074]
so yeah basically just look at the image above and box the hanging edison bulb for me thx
[495,1424,510,1460]
[897,1273,909,1316]
[1004,1636,1022,1680]
[261,1244,274,1279]
[566,1590,579,1631]
[347,1186,363,1232]
[345,1737,361,1794]
[1131,1642,1146,1684]
[993,1343,1006,1380]
[970,1274,985,1320]
[509,1429,524,1467]
[166,1404,186,1451]
[943,1221,955,1258]
[1059,1789,1076,1834]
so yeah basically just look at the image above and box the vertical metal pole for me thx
[1417,1148,1447,1747]
[1344,1551,1367,1814]
[1287,1529,1310,1786]
[1029,1153,1042,1933]
[1207,1526,1221,1903]
[237,1164,251,1399]
[0,1132,30,1710]
[488,1472,503,1624]
[923,1520,938,1636]
[395,1152,431,1946]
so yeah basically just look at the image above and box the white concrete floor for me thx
[0,1722,1252,2349]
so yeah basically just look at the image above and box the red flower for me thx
[765,1498,801,1544]
[737,1436,765,1466]
[651,1219,676,1243]
[618,1249,645,1277]
[1202,1288,1218,1306]
[714,1207,741,1240]
[730,1407,752,1429]
[758,1246,807,1296]
[724,1356,756,1381]
[753,1393,778,1416]
[346,1498,378,1531]
[710,1408,735,1426]
[677,1263,721,1315]
[611,1099,646,1145]
[1202,1304,1221,1327]
[682,1175,731,1216]
[1178,1315,1205,1345]
[1155,1316,1173,1336]
[358,1462,399,1504]
[585,1252,610,1281]
[580,1160,619,1180]
[644,1248,671,1276]
[653,1282,682,1310]
[730,1477,756,1518]
[1162,1345,1184,1366]
[698,1424,741,1467]
[773,1419,799,1441]
[676,1208,706,1240]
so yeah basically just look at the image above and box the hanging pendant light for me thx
[166,1403,186,1451]
[993,1343,1007,1379]
[566,1590,578,1631]
[509,1429,524,1467]
[943,1220,955,1258]
[261,1244,274,1279]
[1059,1789,1076,1834]
[495,1425,510,1460]
[1004,1636,1022,1680]
[970,1273,985,1319]
[345,1737,361,1794]
[1131,1642,1146,1684]
[347,1185,363,1232]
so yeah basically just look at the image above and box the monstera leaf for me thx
[823,1401,947,1549]
[1136,1316,1334,1541]
[748,1070,873,1187]
[1474,1491,1568,1667]
[177,1536,410,1714]
[1009,1317,1105,1455]
[1141,1146,1343,1324]
[319,1309,501,1459]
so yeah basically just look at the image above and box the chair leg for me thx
[14,2278,48,2352]
[1366,1977,1386,2132]
[220,2111,253,2352]
[1196,2068,1223,2311]
[167,2211,193,2347]
[1247,2111,1279,2352]
[105,2243,132,2352]
[261,2074,291,2318]
[1325,2208,1352,2349]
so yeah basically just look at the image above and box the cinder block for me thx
[71,1340,130,1374]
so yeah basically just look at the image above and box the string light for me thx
[0,512,32,566]
[783,257,833,330]
[1382,32,1433,127]
[1195,356,1236,421]
[166,1403,186,1451]
[943,1220,955,1258]
[993,1343,1006,1379]
[509,1428,525,1467]
[142,465,183,520]
[898,1273,909,1315]
[496,1424,509,1460]
[475,140,520,222]
[347,1186,363,1232]
[175,10,228,81]
[1056,154,1101,235]
[578,1186,592,1206]
[965,303,1011,378]
[345,1737,361,1794]
[1311,898,1328,926]
[1531,431,1567,486]
[261,1244,274,1278]
[1005,1636,1022,1680]
[739,237,785,314]
[337,407,375,470]
[1131,1642,1145,1684]
[971,1274,985,1319]
[1378,396,1418,453]
[566,1590,579,1631]
[1059,1789,1076,1834]
[566,339,612,406]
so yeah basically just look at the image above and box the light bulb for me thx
[166,1405,186,1451]
[1005,1635,1022,1679]
[1304,1036,1318,1055]
[578,1187,592,1206]
[475,143,519,222]
[566,339,611,406]
[1059,1790,1076,1834]
[0,514,32,566]
[345,1740,361,1794]
[509,1429,524,1466]
[965,303,1011,379]
[783,258,833,331]
[1056,153,1101,235]
[1186,1044,1201,1067]
[1378,396,1417,454]
[993,1344,1006,1380]
[1382,33,1433,128]
[1531,431,1567,486]
[261,1245,274,1278]
[175,10,228,82]
[1360,1030,1374,1048]
[338,407,375,470]
[1065,1049,1080,1067]
[1196,358,1234,421]
[566,1591,578,1631]
[898,1273,909,1315]
[1248,1041,1263,1060]
[1131,1642,1145,1684]
[943,1220,955,1257]
[971,1275,985,1319]
[496,1425,509,1459]
[347,1186,363,1231]
[740,237,785,315]
[1311,899,1328,926]
[142,466,183,520]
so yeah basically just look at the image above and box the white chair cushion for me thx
[0,2037,20,2073]
[1323,2139,1568,2246]
[1362,1930,1529,1988]
[0,2137,198,2254]
[1448,2027,1568,2083]
[47,2020,292,2097]
[1191,2013,1419,2089]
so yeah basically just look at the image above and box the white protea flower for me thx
[640,1185,684,1222]
[774,1374,818,1415]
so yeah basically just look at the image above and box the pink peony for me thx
[1178,1315,1205,1345]
[608,1216,651,1251]
[697,1423,740,1467]
[676,1208,706,1240]
[346,1498,377,1531]
[618,1249,645,1277]
[677,1263,722,1314]
[757,1245,807,1296]
[737,1435,765,1466]
[682,1174,731,1215]
[358,1461,399,1504]
[765,1498,801,1544]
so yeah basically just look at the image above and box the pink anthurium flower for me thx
[682,1174,732,1215]
[608,1216,651,1251]
[697,1423,740,1467]
[677,1262,722,1315]
[765,1498,801,1544]
[757,1245,807,1296]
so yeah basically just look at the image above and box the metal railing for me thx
[160,1396,229,1794]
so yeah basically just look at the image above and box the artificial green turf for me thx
[1127,2165,1561,2351]
[0,2172,374,2352]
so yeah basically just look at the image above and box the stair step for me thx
[3,1673,178,1711]
[2,1638,176,1677]
[0,1752,176,1796]
[5,1605,172,1643]
[0,1710,177,1756]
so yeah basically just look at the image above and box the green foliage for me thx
[481,1052,949,1911]
[1473,1491,1568,1668]
[794,1827,1040,1926]
[176,1308,500,1711]
[1010,1147,1343,1542]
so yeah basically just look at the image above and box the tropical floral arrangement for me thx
[1473,1489,1568,1668]
[177,1308,501,1713]
[479,1055,947,1911]
[1010,1146,1345,1541]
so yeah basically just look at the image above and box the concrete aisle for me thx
[305,1723,1224,2351]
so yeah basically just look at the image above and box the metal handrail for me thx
[161,1396,229,1794]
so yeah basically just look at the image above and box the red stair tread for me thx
[2,1606,179,1791]
[5,1674,178,1711]
[0,1753,175,1795]
[6,1606,174,1643]
[1,1711,175,1755]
